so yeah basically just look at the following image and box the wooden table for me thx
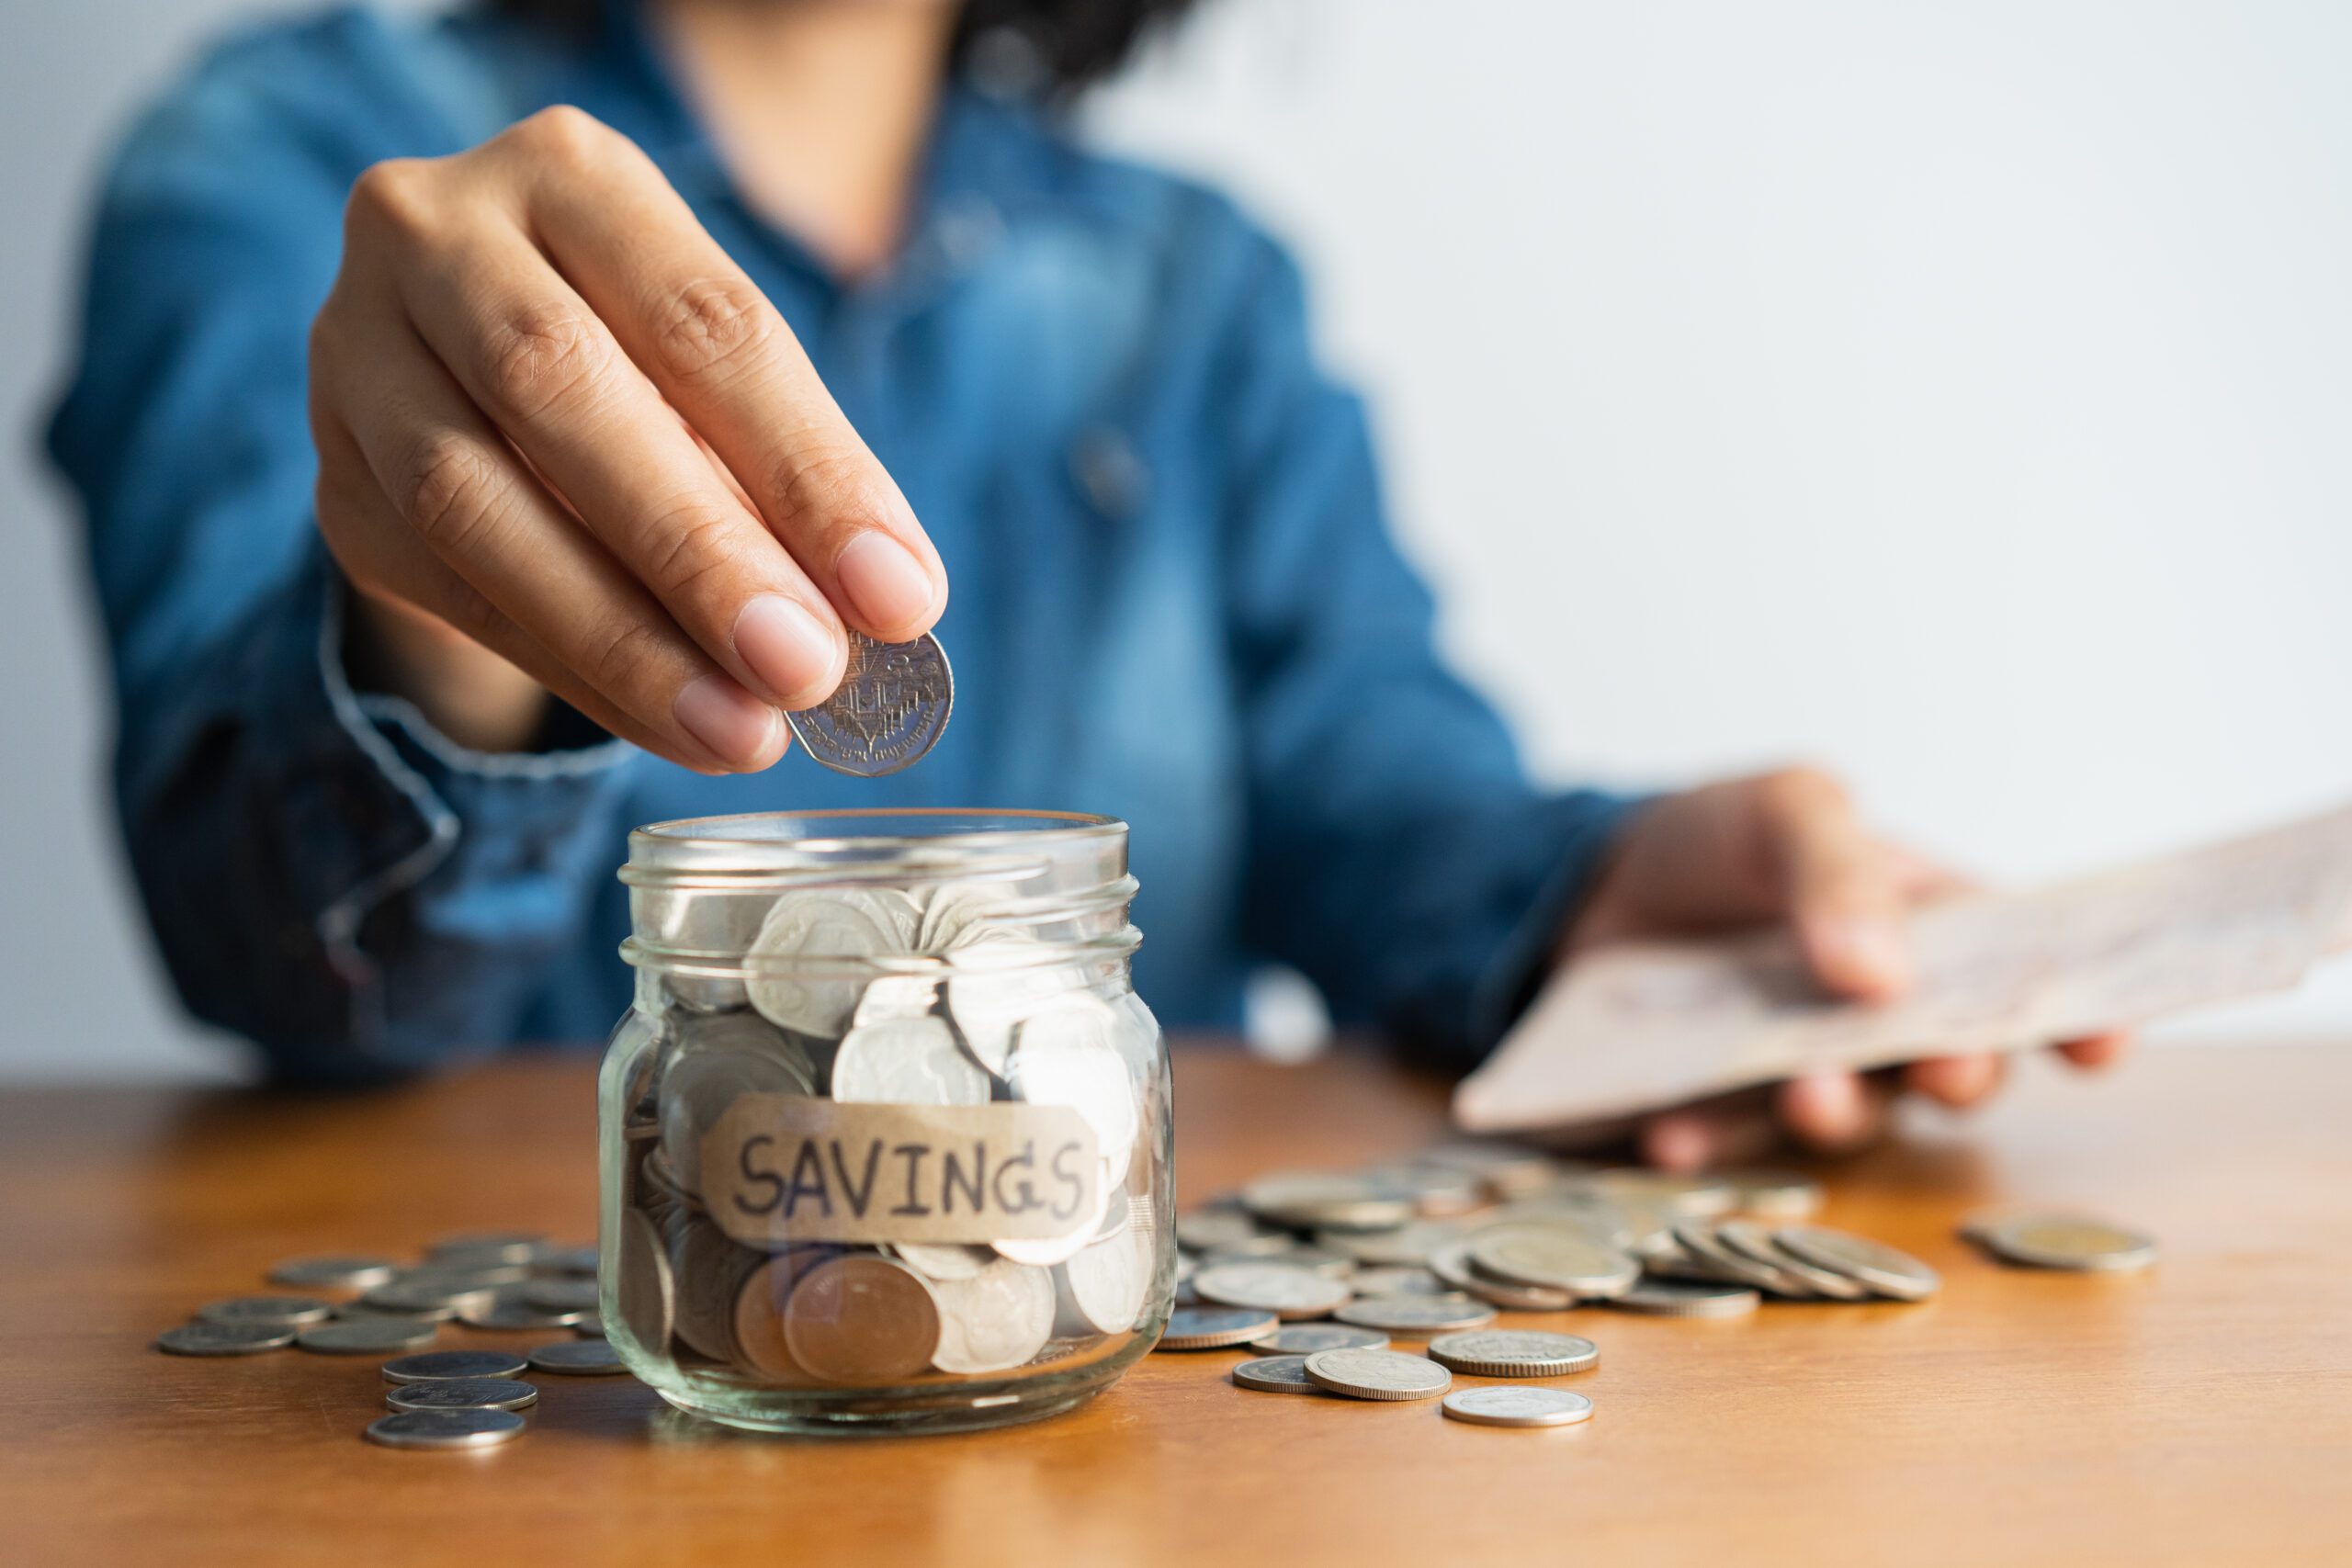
[4,1039,2348,1567]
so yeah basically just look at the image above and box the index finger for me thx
[519,112,948,642]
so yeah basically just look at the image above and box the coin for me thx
[1354,1164,1487,1218]
[364,1408,526,1450]
[1715,1219,1865,1300]
[1333,1294,1498,1335]
[915,879,1027,953]
[394,1260,529,1290]
[529,1338,630,1376]
[1724,1170,1824,1220]
[784,628,955,778]
[1670,1220,1810,1297]
[1607,1280,1760,1318]
[1317,1221,1465,1268]
[944,932,1078,1076]
[729,1248,834,1380]
[745,890,910,1036]
[384,1377,539,1413]
[155,1321,294,1357]
[1425,1329,1598,1377]
[1204,1244,1353,1279]
[521,1279,602,1314]
[1301,1348,1452,1402]
[1774,1224,1941,1300]
[1232,1355,1325,1394]
[537,1245,602,1278]
[1587,1168,1736,1218]
[1153,1306,1281,1350]
[670,1219,764,1362]
[894,1244,996,1281]
[1250,1323,1389,1355]
[659,1017,821,1196]
[783,1254,942,1384]
[196,1295,335,1328]
[355,1281,495,1320]
[1440,1386,1593,1428]
[616,1208,674,1355]
[831,1014,990,1106]
[1468,1226,1640,1298]
[571,1314,605,1338]
[1005,993,1141,1189]
[429,1232,547,1266]
[267,1256,399,1292]
[1057,1225,1151,1337]
[1415,1140,1562,1198]
[1978,1213,2158,1272]
[1429,1239,1578,1311]
[1242,1173,1414,1233]
[1192,1262,1352,1320]
[1175,1209,1284,1256]
[380,1349,529,1384]
[854,975,941,1027]
[929,1258,1057,1374]
[1344,1266,1449,1298]
[296,1318,440,1355]
[461,1294,587,1332]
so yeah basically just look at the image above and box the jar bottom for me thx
[650,1368,1120,1437]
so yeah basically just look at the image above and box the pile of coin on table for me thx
[153,1231,629,1450]
[1155,1144,2155,1428]
[610,875,1160,1390]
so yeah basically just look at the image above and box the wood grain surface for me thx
[4,1039,2348,1568]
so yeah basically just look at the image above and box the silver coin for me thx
[528,1338,629,1376]
[1317,1221,1465,1268]
[916,879,1029,953]
[1175,1209,1283,1256]
[1232,1355,1324,1394]
[461,1293,587,1332]
[296,1318,439,1355]
[267,1255,399,1292]
[1608,1280,1761,1318]
[1301,1348,1453,1402]
[943,931,1077,1076]
[1585,1168,1737,1218]
[1715,1219,1865,1300]
[670,1219,763,1362]
[831,1013,990,1107]
[1415,1140,1563,1198]
[537,1244,602,1278]
[1441,1386,1594,1428]
[364,1408,526,1450]
[1978,1213,2159,1273]
[1334,1294,1498,1335]
[615,1208,674,1355]
[356,1281,495,1320]
[384,1377,539,1413]
[784,628,954,777]
[1192,1261,1350,1320]
[196,1295,335,1328]
[1242,1172,1413,1234]
[428,1232,547,1266]
[1724,1170,1825,1220]
[380,1349,529,1384]
[1468,1226,1640,1298]
[894,1243,997,1282]
[1003,993,1139,1190]
[571,1314,606,1338]
[1154,1307,1280,1350]
[1203,1243,1353,1279]
[660,1017,821,1196]
[155,1321,294,1357]
[1671,1220,1812,1298]
[1775,1224,1941,1301]
[1056,1225,1152,1337]
[391,1260,529,1290]
[1344,1266,1449,1298]
[1250,1323,1389,1355]
[928,1258,1057,1374]
[744,889,912,1036]
[522,1278,602,1314]
[1426,1329,1598,1377]
[1354,1164,1487,1218]
[1430,1239,1578,1312]
[854,975,942,1027]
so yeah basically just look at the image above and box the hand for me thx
[1561,768,2129,1169]
[308,107,948,770]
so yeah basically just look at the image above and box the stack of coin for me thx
[609,874,1166,1395]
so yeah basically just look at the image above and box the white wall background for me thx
[5,0,2348,1081]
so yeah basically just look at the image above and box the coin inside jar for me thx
[783,1255,942,1384]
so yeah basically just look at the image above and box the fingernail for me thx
[673,674,780,770]
[833,531,935,636]
[733,595,842,707]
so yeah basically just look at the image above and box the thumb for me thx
[1758,771,1912,1002]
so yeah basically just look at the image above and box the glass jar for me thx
[598,809,1172,1435]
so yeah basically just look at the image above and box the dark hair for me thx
[496,1,1197,96]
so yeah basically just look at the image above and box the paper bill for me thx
[1454,803,2352,1132]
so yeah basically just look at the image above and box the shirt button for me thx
[1069,425,1149,521]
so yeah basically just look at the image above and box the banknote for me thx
[1454,803,2352,1131]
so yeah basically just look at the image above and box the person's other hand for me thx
[1560,769,2129,1170]
[309,107,947,768]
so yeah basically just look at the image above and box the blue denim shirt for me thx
[47,4,1634,1083]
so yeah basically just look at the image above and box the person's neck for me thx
[651,0,956,278]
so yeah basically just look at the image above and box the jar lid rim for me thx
[629,807,1125,857]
